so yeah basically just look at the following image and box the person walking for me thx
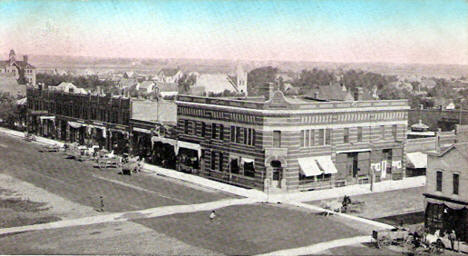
[448,229,457,251]
[209,210,216,222]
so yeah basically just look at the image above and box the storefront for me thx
[39,116,55,138]
[151,136,177,169]
[131,127,153,159]
[68,121,86,145]
[108,128,129,155]
[425,196,468,242]
[298,155,338,190]
[176,141,201,173]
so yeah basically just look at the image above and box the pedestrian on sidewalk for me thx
[209,210,216,222]
[448,229,456,250]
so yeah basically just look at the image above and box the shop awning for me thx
[133,127,152,134]
[68,121,85,129]
[406,152,427,169]
[176,141,202,158]
[241,157,255,164]
[298,157,322,176]
[151,136,177,147]
[39,116,55,121]
[315,155,338,174]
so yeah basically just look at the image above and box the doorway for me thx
[271,160,282,188]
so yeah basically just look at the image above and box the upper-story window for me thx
[211,123,216,139]
[273,130,281,148]
[325,129,331,145]
[436,171,443,192]
[453,173,459,195]
[201,122,206,137]
[380,125,385,139]
[392,125,397,140]
[184,120,189,134]
[300,129,315,147]
[357,127,363,142]
[344,128,349,143]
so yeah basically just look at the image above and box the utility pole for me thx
[459,99,465,127]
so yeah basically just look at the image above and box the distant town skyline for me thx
[1,0,467,65]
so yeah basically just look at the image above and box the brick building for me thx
[26,87,131,153]
[1,49,36,85]
[424,125,468,242]
[175,84,409,192]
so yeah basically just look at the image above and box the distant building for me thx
[0,49,36,85]
[49,82,88,94]
[304,83,355,101]
[136,81,156,94]
[424,125,468,243]
[194,73,236,94]
[0,73,26,97]
[157,68,183,83]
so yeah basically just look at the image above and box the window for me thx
[219,153,223,172]
[344,128,349,143]
[201,122,206,137]
[236,127,241,143]
[453,173,459,195]
[252,129,256,146]
[273,131,281,147]
[230,126,235,142]
[219,124,224,140]
[184,120,189,134]
[318,129,325,145]
[243,128,248,144]
[357,127,363,142]
[436,171,443,192]
[310,129,315,146]
[300,130,305,147]
[380,125,385,139]
[211,123,216,139]
[325,129,331,145]
[211,152,216,170]
[392,125,397,140]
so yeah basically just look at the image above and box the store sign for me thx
[392,160,402,169]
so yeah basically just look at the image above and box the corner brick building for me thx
[175,85,409,192]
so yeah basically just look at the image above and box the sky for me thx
[0,0,467,64]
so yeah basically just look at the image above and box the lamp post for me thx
[459,99,465,126]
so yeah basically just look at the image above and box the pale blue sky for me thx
[0,0,467,64]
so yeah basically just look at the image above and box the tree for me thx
[247,66,278,96]
[178,73,197,94]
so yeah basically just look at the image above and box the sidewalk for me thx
[0,127,64,147]
[0,197,259,236]
[257,235,373,256]
[269,176,425,203]
[142,164,266,199]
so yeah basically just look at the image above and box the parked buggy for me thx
[39,144,61,152]
[24,132,36,142]
[373,227,411,248]
[341,195,366,213]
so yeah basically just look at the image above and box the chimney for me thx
[261,82,275,101]
[354,87,364,101]
[23,55,28,63]
[436,128,441,153]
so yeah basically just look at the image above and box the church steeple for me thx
[9,49,16,64]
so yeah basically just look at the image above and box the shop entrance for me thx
[271,160,282,188]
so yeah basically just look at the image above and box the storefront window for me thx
[436,171,443,192]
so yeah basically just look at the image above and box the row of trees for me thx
[246,66,399,97]
[36,73,115,90]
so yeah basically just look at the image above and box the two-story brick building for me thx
[175,84,409,192]
[424,125,468,242]
[26,87,131,153]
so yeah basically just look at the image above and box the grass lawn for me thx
[134,203,367,255]
[0,188,60,228]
